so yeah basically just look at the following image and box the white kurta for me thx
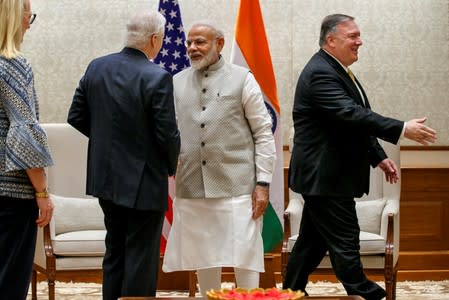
[162,194,264,272]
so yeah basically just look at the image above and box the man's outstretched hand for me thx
[404,117,437,145]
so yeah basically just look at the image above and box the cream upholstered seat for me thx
[31,123,106,300]
[282,133,400,300]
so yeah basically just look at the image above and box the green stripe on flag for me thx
[262,203,284,252]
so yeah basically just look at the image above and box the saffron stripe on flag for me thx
[231,0,284,253]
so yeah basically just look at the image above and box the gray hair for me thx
[125,11,166,50]
[319,14,354,47]
[190,20,224,39]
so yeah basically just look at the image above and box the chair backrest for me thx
[41,123,104,236]
[355,141,401,234]
[287,138,401,236]
[42,123,88,198]
[356,140,401,201]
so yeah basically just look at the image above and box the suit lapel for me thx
[353,77,371,108]
[318,49,368,108]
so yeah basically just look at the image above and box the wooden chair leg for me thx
[48,279,55,300]
[281,251,289,284]
[385,278,392,300]
[392,271,397,300]
[188,271,197,297]
[384,268,397,300]
[31,269,37,300]
[261,254,276,288]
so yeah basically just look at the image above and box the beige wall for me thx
[22,0,449,146]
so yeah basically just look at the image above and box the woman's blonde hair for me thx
[0,0,24,58]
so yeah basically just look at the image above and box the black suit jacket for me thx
[289,49,403,198]
[68,47,180,211]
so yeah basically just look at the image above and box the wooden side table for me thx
[118,296,364,300]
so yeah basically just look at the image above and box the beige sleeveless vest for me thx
[174,58,256,198]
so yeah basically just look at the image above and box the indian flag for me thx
[231,0,284,252]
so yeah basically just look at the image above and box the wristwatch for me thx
[256,181,270,187]
[35,187,50,198]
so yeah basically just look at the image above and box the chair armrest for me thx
[385,213,394,257]
[282,193,304,279]
[285,193,304,238]
[281,212,291,280]
[384,213,398,280]
[380,200,399,266]
[43,225,55,257]
[34,224,57,273]
[283,211,292,243]
[43,224,57,275]
[33,227,46,267]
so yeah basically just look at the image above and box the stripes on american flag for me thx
[153,0,189,254]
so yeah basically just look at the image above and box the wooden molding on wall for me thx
[400,146,449,151]
[283,145,449,151]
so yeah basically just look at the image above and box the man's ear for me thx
[151,34,158,47]
[326,34,336,48]
[216,37,225,53]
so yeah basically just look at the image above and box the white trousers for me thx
[197,267,260,298]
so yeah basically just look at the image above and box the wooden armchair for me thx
[282,140,400,300]
[31,123,105,300]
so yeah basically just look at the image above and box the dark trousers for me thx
[99,199,164,300]
[283,195,386,300]
[0,196,38,300]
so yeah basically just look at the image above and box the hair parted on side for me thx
[125,11,166,50]
[0,0,25,58]
[319,13,354,47]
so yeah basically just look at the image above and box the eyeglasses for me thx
[30,13,37,24]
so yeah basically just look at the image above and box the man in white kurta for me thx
[162,21,276,297]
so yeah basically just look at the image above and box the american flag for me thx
[153,0,190,254]
[154,0,190,75]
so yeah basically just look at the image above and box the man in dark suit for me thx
[283,14,436,300]
[67,11,180,300]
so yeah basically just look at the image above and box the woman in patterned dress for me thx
[0,0,54,298]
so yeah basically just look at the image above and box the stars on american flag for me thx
[154,0,190,75]
[168,10,177,19]
[160,48,169,57]
[174,37,183,46]
[166,22,174,31]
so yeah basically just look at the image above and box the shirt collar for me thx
[203,55,224,72]
[322,49,350,72]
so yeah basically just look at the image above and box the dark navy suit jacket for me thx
[289,49,403,198]
[68,47,180,211]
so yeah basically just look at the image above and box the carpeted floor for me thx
[27,280,449,299]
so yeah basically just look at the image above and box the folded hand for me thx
[252,185,269,219]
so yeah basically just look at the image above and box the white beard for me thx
[189,43,219,70]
